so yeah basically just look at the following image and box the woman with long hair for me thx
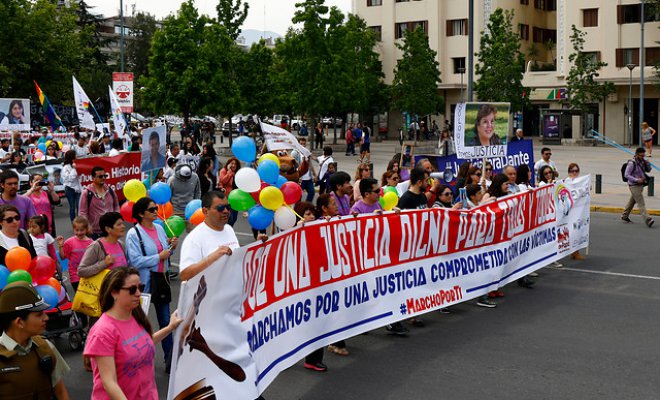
[202,144,220,176]
[455,162,472,190]
[516,164,534,192]
[25,173,60,235]
[538,165,556,185]
[197,156,217,196]
[219,157,241,226]
[353,164,371,202]
[84,267,181,398]
[381,170,400,189]
[641,122,656,157]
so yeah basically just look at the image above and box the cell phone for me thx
[38,181,48,187]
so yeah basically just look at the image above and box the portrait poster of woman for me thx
[454,102,510,159]
[0,98,31,131]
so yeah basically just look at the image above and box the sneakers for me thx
[386,322,410,336]
[476,299,497,308]
[303,362,328,372]
[621,216,632,223]
[528,272,540,277]
[551,261,563,268]
[646,218,655,228]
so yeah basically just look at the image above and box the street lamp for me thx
[458,67,466,102]
[626,63,636,146]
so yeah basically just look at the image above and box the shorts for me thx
[361,143,370,153]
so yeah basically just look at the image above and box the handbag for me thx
[72,269,110,317]
[135,226,172,304]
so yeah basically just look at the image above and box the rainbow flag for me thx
[34,81,64,131]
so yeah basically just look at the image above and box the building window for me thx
[647,47,660,66]
[452,57,466,74]
[534,0,556,11]
[583,9,598,27]
[395,20,428,39]
[519,24,529,41]
[369,26,382,41]
[616,48,639,68]
[520,0,529,5]
[367,0,382,6]
[617,4,659,24]
[446,19,468,36]
[395,0,409,2]
[582,51,601,65]
[532,27,556,44]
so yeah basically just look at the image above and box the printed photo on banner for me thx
[141,126,166,172]
[0,98,31,131]
[454,102,510,159]
[400,143,414,169]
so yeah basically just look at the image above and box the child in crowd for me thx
[318,162,337,195]
[56,216,93,291]
[28,215,59,265]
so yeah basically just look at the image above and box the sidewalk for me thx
[206,134,660,216]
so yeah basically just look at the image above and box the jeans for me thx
[301,179,315,202]
[64,187,80,222]
[345,142,355,155]
[154,301,173,365]
[228,208,239,226]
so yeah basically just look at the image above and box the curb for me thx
[590,206,660,216]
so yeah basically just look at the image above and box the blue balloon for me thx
[274,175,288,189]
[150,182,172,205]
[37,143,47,153]
[248,205,274,230]
[35,285,59,309]
[56,251,68,272]
[185,199,202,220]
[257,160,280,184]
[231,136,257,163]
[0,265,10,289]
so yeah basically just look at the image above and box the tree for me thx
[216,0,248,40]
[126,11,158,81]
[474,8,528,112]
[390,26,443,123]
[564,25,615,115]
[240,40,276,117]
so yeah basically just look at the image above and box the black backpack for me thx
[86,187,117,208]
[621,161,631,182]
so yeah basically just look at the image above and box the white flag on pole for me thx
[108,86,127,136]
[72,76,96,130]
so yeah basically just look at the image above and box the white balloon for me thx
[274,206,297,230]
[234,168,261,193]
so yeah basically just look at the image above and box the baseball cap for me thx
[179,165,192,178]
[0,281,51,313]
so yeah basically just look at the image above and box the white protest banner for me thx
[108,86,127,136]
[554,175,591,255]
[169,184,590,399]
[112,72,134,113]
[72,76,96,130]
[0,98,30,131]
[454,102,510,159]
[260,121,311,158]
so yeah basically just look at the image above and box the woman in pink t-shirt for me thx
[25,173,60,235]
[78,212,129,279]
[84,267,181,399]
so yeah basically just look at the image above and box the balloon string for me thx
[286,204,303,220]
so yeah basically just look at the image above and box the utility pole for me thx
[467,0,474,101]
[120,0,125,72]
[639,0,645,147]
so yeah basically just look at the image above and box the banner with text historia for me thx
[76,152,141,201]
[168,179,591,399]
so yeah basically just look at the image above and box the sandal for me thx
[327,345,349,356]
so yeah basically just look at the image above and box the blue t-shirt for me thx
[353,127,363,141]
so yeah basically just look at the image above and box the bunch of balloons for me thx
[0,249,63,309]
[380,187,399,211]
[122,180,186,238]
[229,137,302,230]
[184,200,205,226]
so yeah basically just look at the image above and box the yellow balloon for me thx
[383,191,399,211]
[46,140,51,149]
[123,179,147,203]
[258,153,280,167]
[259,186,284,211]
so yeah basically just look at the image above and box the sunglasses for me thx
[441,192,453,196]
[216,204,230,212]
[391,176,400,181]
[147,207,159,213]
[95,174,109,179]
[2,216,20,223]
[569,169,579,173]
[544,153,552,156]
[474,173,482,177]
[120,284,145,295]
[485,168,493,171]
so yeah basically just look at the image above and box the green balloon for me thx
[165,216,186,238]
[7,269,32,285]
[379,196,386,209]
[384,186,398,195]
[228,189,256,212]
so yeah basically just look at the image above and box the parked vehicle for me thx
[322,116,343,127]
[222,114,247,137]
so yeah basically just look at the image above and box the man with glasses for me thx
[350,178,382,215]
[622,147,655,227]
[179,191,240,281]
[0,170,36,229]
[534,147,558,182]
[79,166,119,239]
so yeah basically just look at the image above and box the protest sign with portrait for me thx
[141,126,166,172]
[454,102,510,159]
[0,99,31,131]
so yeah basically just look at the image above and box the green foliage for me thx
[390,26,443,118]
[126,11,158,81]
[474,8,528,112]
[564,25,615,112]
[240,41,276,117]
[216,0,249,41]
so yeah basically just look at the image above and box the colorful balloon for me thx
[0,265,10,289]
[228,189,256,212]
[384,186,398,196]
[189,208,205,226]
[281,182,303,205]
[150,182,172,205]
[382,191,398,211]
[247,206,274,230]
[274,206,297,230]
[250,182,269,203]
[158,202,174,220]
[58,286,66,303]
[164,216,186,238]
[120,201,135,223]
[258,153,280,167]
[274,175,288,189]
[46,277,61,294]
[123,179,147,203]
[259,186,284,211]
[257,160,280,185]
[38,143,47,153]
[5,247,32,272]
[184,199,202,220]
[29,256,56,285]
[235,168,262,193]
[7,269,32,285]
[231,136,257,163]
[35,285,58,309]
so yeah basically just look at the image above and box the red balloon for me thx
[5,247,32,272]
[250,182,270,204]
[281,182,303,205]
[29,256,56,284]
[120,201,135,223]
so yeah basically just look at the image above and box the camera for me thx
[38,181,48,187]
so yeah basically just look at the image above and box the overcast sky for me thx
[87,0,352,36]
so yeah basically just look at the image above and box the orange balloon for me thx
[5,247,32,272]
[190,208,205,226]
[47,277,61,294]
[158,202,173,220]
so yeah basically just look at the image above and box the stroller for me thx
[42,265,86,351]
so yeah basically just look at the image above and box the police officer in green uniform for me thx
[0,281,70,399]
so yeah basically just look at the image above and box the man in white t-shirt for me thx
[179,190,240,281]
[533,147,558,181]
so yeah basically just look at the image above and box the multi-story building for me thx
[354,0,660,145]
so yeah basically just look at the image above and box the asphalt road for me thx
[52,206,659,399]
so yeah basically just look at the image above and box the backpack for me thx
[621,161,630,182]
[86,187,117,209]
